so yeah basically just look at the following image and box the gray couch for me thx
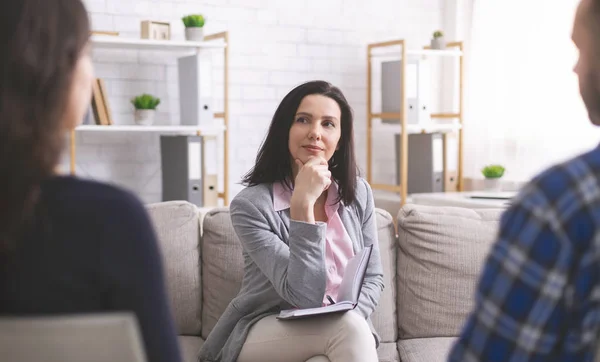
[146,201,504,362]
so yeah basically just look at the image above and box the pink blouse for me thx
[273,181,355,305]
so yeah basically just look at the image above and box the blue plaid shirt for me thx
[448,145,600,362]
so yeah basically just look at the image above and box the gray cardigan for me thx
[198,177,384,362]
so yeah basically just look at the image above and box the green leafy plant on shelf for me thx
[182,14,206,41]
[182,14,205,28]
[131,94,160,110]
[431,30,446,49]
[481,164,505,179]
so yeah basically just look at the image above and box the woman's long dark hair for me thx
[0,0,90,252]
[242,80,359,205]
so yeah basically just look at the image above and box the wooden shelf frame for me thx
[205,32,230,204]
[366,39,465,206]
[69,31,230,205]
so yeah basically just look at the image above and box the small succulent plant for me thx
[481,164,505,179]
[131,94,160,110]
[182,14,205,28]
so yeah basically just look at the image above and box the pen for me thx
[326,295,336,305]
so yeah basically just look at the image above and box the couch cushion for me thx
[178,336,204,362]
[370,209,398,343]
[146,201,201,336]
[377,342,400,362]
[197,207,212,235]
[396,204,503,339]
[397,337,457,362]
[200,208,244,339]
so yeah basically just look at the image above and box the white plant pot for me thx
[431,37,446,50]
[134,109,155,126]
[185,27,204,42]
[483,178,502,192]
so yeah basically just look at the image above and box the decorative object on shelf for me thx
[182,14,205,42]
[91,78,112,125]
[141,20,171,40]
[481,164,505,191]
[131,94,160,126]
[430,30,446,50]
[91,31,119,36]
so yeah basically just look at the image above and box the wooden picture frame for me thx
[91,78,113,125]
[141,20,171,40]
[97,79,113,125]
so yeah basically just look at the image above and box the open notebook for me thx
[277,245,373,320]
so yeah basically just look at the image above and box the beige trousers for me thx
[236,311,378,362]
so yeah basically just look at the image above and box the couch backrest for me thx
[369,209,398,343]
[199,208,244,340]
[146,201,202,336]
[148,200,506,344]
[396,204,504,339]
[199,207,399,341]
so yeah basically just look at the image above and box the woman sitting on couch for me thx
[199,80,384,362]
[0,1,181,361]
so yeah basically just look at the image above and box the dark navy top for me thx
[0,176,182,362]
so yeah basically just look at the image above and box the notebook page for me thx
[335,245,373,303]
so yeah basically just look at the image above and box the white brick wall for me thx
[68,0,445,204]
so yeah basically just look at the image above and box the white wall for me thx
[460,0,600,186]
[69,0,444,204]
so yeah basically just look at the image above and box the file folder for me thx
[160,135,204,206]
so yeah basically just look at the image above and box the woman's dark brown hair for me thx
[0,0,90,251]
[242,80,359,205]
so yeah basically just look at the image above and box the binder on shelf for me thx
[395,133,444,194]
[444,170,458,192]
[160,135,204,206]
[178,54,214,127]
[417,58,432,126]
[202,135,219,207]
[381,59,431,126]
[444,132,459,192]
[406,97,418,125]
[203,174,219,207]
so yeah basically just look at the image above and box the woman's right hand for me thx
[290,157,331,223]
[292,156,331,204]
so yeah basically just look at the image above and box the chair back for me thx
[0,313,147,362]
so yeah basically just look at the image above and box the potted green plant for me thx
[431,30,446,50]
[182,14,205,42]
[131,94,160,126]
[481,164,505,191]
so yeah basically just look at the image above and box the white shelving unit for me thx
[70,32,231,204]
[372,123,462,135]
[370,47,463,58]
[367,38,465,206]
[90,35,225,51]
[75,124,226,135]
